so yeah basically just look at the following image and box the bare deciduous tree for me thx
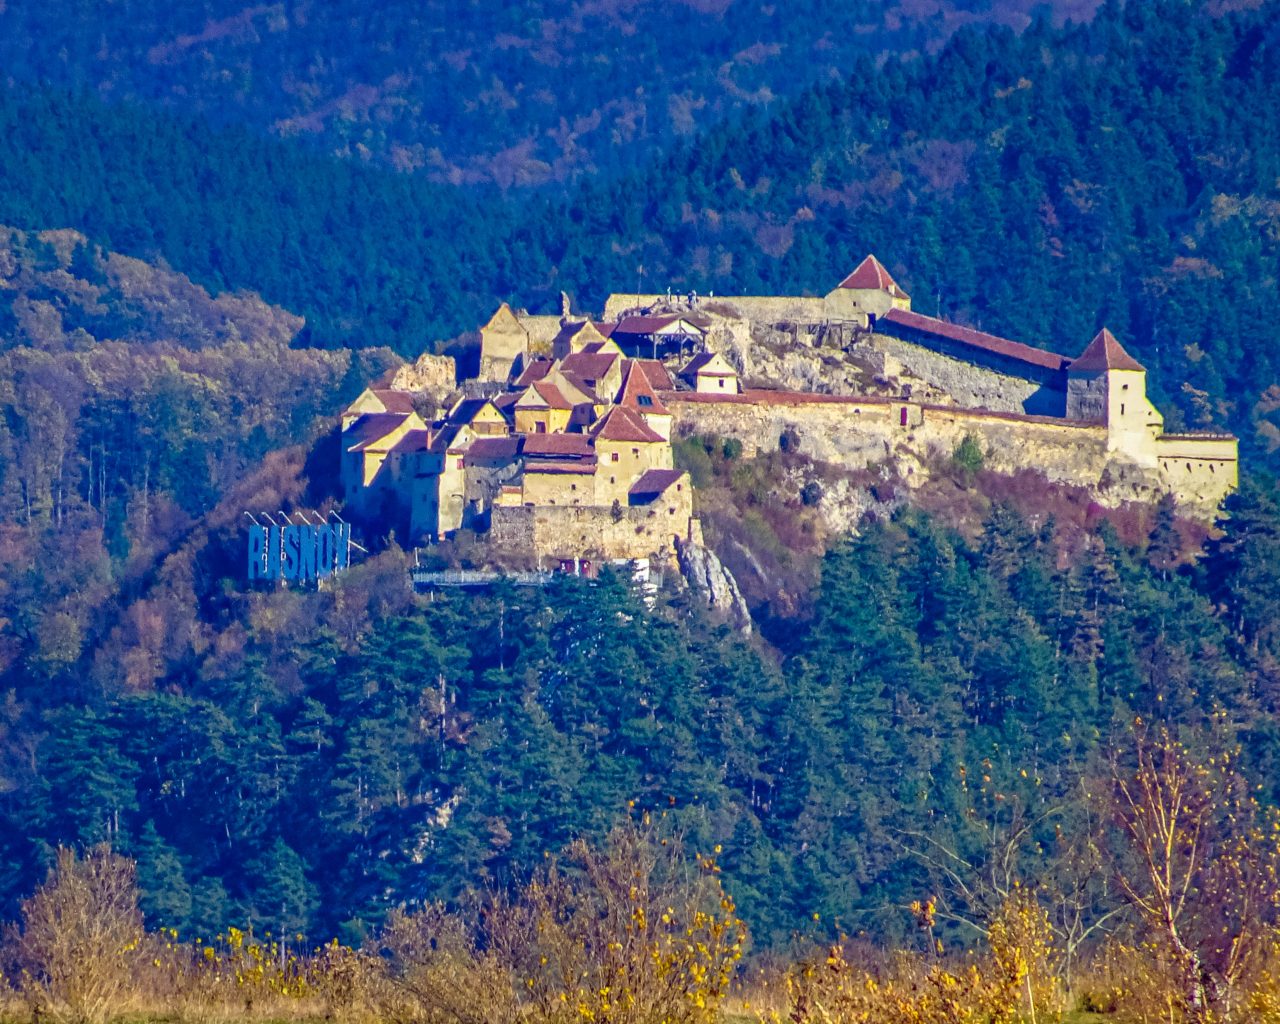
[12,845,144,1024]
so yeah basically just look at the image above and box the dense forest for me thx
[1,1,1279,472]
[4,2,1280,1011]
[0,0,1099,183]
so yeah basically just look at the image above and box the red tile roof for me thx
[1069,328,1145,373]
[613,314,709,335]
[617,360,671,415]
[589,406,666,443]
[592,323,617,338]
[514,358,554,388]
[629,468,685,500]
[344,413,409,451]
[529,380,575,410]
[521,432,595,458]
[881,308,1068,372]
[560,351,620,383]
[389,429,431,455]
[371,389,418,413]
[836,254,910,299]
[466,436,521,462]
[634,359,674,391]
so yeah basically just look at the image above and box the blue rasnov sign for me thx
[247,521,351,582]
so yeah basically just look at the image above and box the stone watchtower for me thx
[1066,328,1163,465]
[823,254,913,323]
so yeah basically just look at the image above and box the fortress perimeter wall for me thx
[866,334,1066,416]
[663,390,1168,501]
[490,487,694,563]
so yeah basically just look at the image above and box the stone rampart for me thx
[490,489,693,563]
[866,334,1065,416]
[662,390,1174,502]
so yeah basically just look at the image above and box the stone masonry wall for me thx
[865,334,1065,416]
[663,392,1176,505]
[490,487,694,563]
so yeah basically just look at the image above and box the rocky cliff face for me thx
[675,537,752,634]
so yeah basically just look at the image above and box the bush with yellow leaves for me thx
[772,887,1063,1024]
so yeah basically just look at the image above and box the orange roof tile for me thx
[617,360,670,416]
[589,406,665,443]
[836,254,910,299]
[1069,328,1145,373]
[371,389,418,413]
[881,308,1068,372]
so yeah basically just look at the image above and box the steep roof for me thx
[446,396,495,425]
[617,360,670,415]
[344,413,409,451]
[881,308,1068,372]
[527,380,575,410]
[514,357,555,388]
[682,352,736,377]
[629,468,684,500]
[389,429,431,455]
[836,254,910,299]
[1069,328,1146,373]
[634,358,674,391]
[588,405,666,444]
[370,389,418,414]
[559,351,620,384]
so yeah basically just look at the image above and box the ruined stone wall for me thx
[603,293,826,324]
[866,334,1065,415]
[490,487,693,562]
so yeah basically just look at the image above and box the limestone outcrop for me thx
[675,537,752,633]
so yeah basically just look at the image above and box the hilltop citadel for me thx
[339,255,1238,571]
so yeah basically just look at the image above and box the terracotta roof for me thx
[617,360,670,415]
[634,359,674,391]
[514,358,554,388]
[613,314,709,336]
[446,396,492,424]
[629,468,684,500]
[881,308,1068,372]
[345,413,409,451]
[465,436,521,462]
[528,380,575,410]
[1069,328,1145,373]
[560,351,619,383]
[389,429,431,455]
[370,389,418,414]
[589,406,666,444]
[522,432,595,458]
[682,352,736,376]
[525,458,597,475]
[592,323,617,338]
[836,255,910,299]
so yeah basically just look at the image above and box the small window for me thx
[632,448,639,456]
[611,452,619,462]
[718,379,725,389]
[610,476,616,485]
[571,483,577,491]
[1121,403,1126,415]
[1187,462,1192,472]
[638,395,653,407]
[1122,383,1130,391]
[536,422,547,434]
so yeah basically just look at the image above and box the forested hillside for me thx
[0,0,1101,184]
[2,1,1279,470]
[5,0,1280,986]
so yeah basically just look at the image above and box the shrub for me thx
[800,481,824,507]
[779,428,800,453]
[953,433,985,476]
[721,437,744,461]
[13,846,144,1024]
